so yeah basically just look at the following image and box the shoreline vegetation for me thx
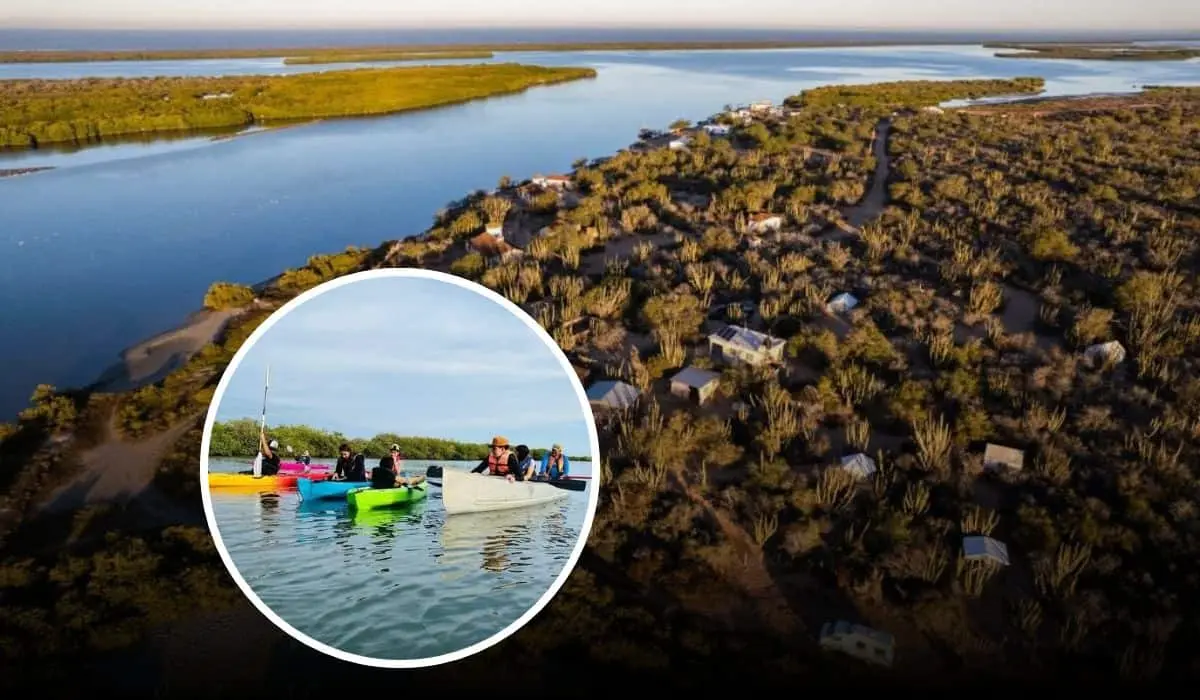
[209,418,592,462]
[280,50,495,64]
[0,40,1007,63]
[2,75,1200,687]
[985,42,1200,61]
[0,63,596,149]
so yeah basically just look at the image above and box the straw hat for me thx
[490,435,510,448]
[551,444,563,453]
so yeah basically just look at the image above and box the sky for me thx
[4,0,1198,33]
[214,275,593,455]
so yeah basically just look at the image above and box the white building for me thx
[668,136,691,151]
[826,292,860,315]
[668,367,721,406]
[838,453,878,480]
[819,620,895,668]
[1084,340,1126,367]
[962,535,1010,566]
[708,325,785,367]
[747,213,784,233]
[983,443,1024,473]
[586,380,641,411]
[531,174,573,190]
[702,124,731,136]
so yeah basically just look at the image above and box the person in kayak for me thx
[299,450,312,467]
[371,455,426,488]
[332,442,367,481]
[539,444,571,481]
[239,434,281,477]
[389,444,407,479]
[471,436,524,482]
[515,444,537,481]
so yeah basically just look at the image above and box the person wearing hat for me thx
[385,443,426,487]
[299,450,312,467]
[239,433,281,476]
[332,442,367,482]
[470,436,524,482]
[538,444,571,481]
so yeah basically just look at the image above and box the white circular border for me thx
[199,267,603,669]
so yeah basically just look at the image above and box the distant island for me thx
[987,42,1200,61]
[209,418,592,462]
[0,63,595,149]
[280,50,494,65]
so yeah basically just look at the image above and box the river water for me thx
[207,457,590,661]
[1,45,1197,418]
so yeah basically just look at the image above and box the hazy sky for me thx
[214,275,592,454]
[4,0,1197,32]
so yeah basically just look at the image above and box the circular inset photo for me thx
[199,268,601,668]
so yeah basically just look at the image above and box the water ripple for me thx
[209,459,589,660]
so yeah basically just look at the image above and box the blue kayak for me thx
[297,477,369,501]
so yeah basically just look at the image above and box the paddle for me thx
[252,365,270,478]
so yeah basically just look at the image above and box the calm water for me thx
[1,45,1198,417]
[208,458,591,661]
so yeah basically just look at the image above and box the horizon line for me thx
[2,23,1198,36]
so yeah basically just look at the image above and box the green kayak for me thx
[346,482,429,511]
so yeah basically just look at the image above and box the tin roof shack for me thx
[838,453,878,480]
[819,621,895,668]
[708,325,785,368]
[669,367,721,407]
[586,380,641,412]
[826,292,860,315]
[982,443,1025,473]
[962,535,1010,566]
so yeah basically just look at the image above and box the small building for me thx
[485,221,505,239]
[531,174,573,190]
[702,124,730,136]
[1084,340,1126,367]
[201,92,233,100]
[749,100,773,112]
[921,105,945,115]
[826,292,859,315]
[708,324,785,367]
[668,367,721,406]
[982,443,1024,472]
[962,535,1010,566]
[586,380,641,411]
[747,213,784,234]
[819,620,895,668]
[668,136,691,151]
[467,232,522,264]
[838,453,877,480]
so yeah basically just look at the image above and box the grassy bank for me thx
[796,76,1044,109]
[209,418,592,462]
[281,50,495,65]
[0,63,595,149]
[986,42,1200,61]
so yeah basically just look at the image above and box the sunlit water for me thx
[207,458,591,661]
[1,45,1197,417]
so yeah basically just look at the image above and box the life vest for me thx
[487,450,512,475]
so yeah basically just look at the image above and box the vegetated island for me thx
[0,39,1005,63]
[209,418,592,462]
[0,63,596,149]
[3,75,1200,692]
[280,50,495,65]
[987,42,1200,61]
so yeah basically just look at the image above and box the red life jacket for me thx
[487,450,511,475]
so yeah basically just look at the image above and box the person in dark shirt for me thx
[371,455,427,489]
[332,442,367,481]
[514,444,537,481]
[470,436,524,482]
[238,433,281,477]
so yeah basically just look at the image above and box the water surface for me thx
[1,45,1197,417]
[208,458,590,660]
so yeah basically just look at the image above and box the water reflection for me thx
[439,503,567,576]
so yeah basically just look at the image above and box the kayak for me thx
[297,477,368,501]
[441,469,569,516]
[346,482,430,511]
[279,462,330,475]
[207,472,325,489]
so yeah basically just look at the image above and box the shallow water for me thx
[1,45,1197,418]
[207,458,590,661]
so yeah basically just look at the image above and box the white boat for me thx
[441,469,569,515]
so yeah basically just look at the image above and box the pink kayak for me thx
[279,461,330,474]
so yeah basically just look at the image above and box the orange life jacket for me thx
[487,450,512,475]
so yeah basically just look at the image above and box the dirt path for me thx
[844,119,893,228]
[39,410,201,523]
[669,469,801,638]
